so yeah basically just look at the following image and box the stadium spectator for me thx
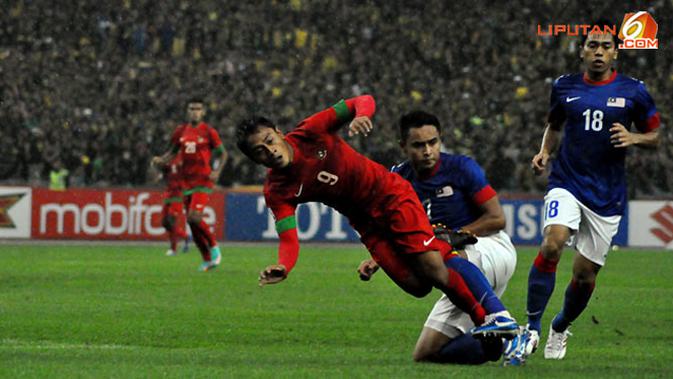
[0,1,670,198]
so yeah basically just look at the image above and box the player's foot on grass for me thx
[211,246,221,265]
[199,246,222,272]
[165,249,177,257]
[523,324,539,356]
[470,311,519,339]
[503,326,535,366]
[544,324,571,360]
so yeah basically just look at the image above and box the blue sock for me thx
[435,333,502,364]
[526,252,558,333]
[552,279,595,332]
[444,257,506,314]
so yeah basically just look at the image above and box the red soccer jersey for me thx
[264,98,408,229]
[171,122,223,187]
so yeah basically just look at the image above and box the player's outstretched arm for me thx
[259,214,300,286]
[532,121,563,175]
[610,123,660,148]
[301,95,376,135]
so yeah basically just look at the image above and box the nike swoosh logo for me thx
[294,184,303,197]
[566,96,581,102]
[423,236,436,246]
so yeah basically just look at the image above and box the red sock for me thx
[533,251,560,273]
[446,268,487,325]
[190,223,211,261]
[174,213,188,239]
[168,228,178,251]
[197,220,217,247]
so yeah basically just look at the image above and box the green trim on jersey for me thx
[212,145,225,155]
[183,186,213,196]
[275,216,297,234]
[163,196,183,204]
[332,99,350,122]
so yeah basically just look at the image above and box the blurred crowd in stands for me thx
[1,0,671,196]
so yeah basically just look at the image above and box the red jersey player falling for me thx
[235,95,518,337]
[158,154,189,256]
[153,98,227,271]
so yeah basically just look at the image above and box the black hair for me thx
[236,116,276,159]
[186,97,205,106]
[580,18,620,47]
[398,110,441,143]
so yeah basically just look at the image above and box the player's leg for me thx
[381,195,515,331]
[161,203,178,256]
[527,188,580,335]
[365,236,432,298]
[416,236,517,364]
[186,191,221,270]
[184,193,216,269]
[171,200,190,253]
[545,208,619,360]
[414,296,502,364]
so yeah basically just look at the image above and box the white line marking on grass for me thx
[1,338,134,350]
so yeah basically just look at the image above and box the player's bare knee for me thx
[412,348,432,362]
[540,237,564,259]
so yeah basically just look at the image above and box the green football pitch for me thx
[0,243,671,378]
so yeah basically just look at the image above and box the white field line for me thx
[0,338,135,351]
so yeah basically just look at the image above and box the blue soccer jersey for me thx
[547,70,660,216]
[392,153,496,230]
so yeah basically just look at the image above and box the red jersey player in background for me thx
[153,98,227,272]
[235,95,518,337]
[156,154,190,257]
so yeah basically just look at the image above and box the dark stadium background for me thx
[1,0,670,197]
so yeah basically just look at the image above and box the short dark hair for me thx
[399,110,441,143]
[236,116,276,159]
[580,18,620,47]
[187,97,204,106]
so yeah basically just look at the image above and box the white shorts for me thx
[423,230,517,338]
[543,187,621,266]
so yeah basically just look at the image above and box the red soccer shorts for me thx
[184,191,210,213]
[353,184,452,283]
[162,200,184,219]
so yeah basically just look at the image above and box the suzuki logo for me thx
[650,205,673,244]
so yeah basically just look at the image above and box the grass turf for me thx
[0,244,672,378]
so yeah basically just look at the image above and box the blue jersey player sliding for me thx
[359,111,520,365]
[524,22,661,360]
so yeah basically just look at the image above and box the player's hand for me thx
[433,223,478,250]
[259,264,287,286]
[348,116,373,137]
[151,156,164,168]
[531,151,550,175]
[610,123,637,148]
[209,171,220,183]
[357,259,379,281]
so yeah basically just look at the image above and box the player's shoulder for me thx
[614,73,650,90]
[552,73,582,87]
[391,160,412,176]
[439,152,478,169]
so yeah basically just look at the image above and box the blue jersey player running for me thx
[524,25,661,360]
[358,111,520,365]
